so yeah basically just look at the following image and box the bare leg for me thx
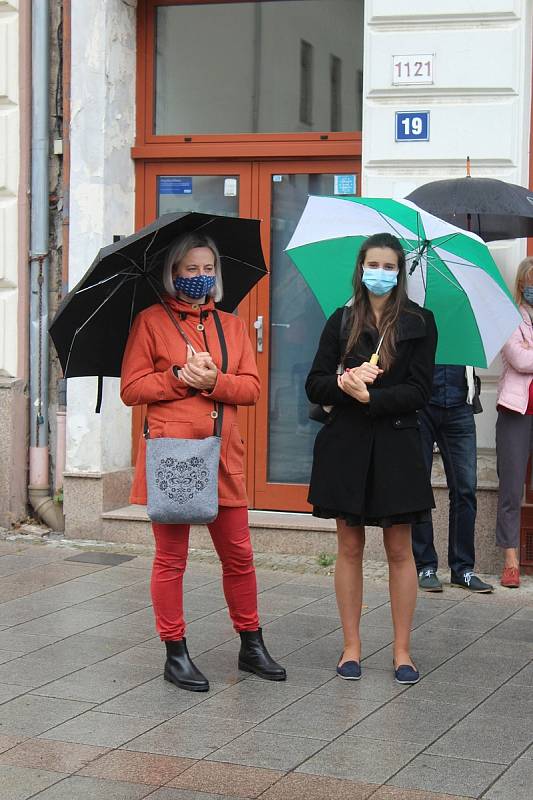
[383,524,417,668]
[503,546,520,569]
[335,520,365,664]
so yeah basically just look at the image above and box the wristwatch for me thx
[172,365,182,381]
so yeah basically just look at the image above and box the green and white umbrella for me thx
[286,195,521,367]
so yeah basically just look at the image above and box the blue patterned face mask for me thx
[362,267,398,296]
[523,286,533,305]
[173,274,216,299]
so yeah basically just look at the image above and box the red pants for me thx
[151,505,260,641]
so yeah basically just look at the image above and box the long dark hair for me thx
[345,233,408,371]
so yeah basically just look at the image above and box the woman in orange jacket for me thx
[121,232,286,692]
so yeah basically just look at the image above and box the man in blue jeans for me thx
[412,365,494,593]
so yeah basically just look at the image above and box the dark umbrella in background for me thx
[49,212,268,385]
[406,157,533,241]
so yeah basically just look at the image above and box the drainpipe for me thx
[28,0,64,531]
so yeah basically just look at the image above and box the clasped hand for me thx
[337,361,382,403]
[180,351,218,391]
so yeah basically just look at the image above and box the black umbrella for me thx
[50,212,268,380]
[407,172,533,242]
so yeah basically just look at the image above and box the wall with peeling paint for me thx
[66,0,136,476]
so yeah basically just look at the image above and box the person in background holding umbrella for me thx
[306,233,437,685]
[495,256,533,589]
[120,232,286,692]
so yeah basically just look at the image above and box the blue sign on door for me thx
[395,111,430,142]
[159,176,193,195]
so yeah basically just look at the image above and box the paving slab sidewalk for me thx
[0,534,532,800]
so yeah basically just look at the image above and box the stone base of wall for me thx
[0,378,28,527]
[63,468,133,539]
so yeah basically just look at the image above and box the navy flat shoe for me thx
[336,659,362,680]
[394,663,420,685]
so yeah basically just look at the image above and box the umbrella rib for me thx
[64,273,131,376]
[144,273,198,355]
[75,269,141,293]
[219,253,266,273]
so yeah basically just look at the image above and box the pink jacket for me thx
[497,305,533,414]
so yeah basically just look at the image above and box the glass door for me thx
[252,160,360,511]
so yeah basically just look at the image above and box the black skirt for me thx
[313,507,432,529]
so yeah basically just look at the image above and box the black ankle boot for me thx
[238,628,286,681]
[164,639,209,692]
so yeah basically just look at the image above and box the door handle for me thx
[253,315,263,352]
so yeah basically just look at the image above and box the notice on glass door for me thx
[334,175,357,195]
[159,176,193,195]
[224,178,238,197]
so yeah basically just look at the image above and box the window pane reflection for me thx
[155,0,364,135]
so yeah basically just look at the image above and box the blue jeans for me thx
[411,403,477,577]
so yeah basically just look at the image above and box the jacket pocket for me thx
[161,421,194,439]
[225,423,245,475]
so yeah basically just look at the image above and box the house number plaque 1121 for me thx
[392,54,434,85]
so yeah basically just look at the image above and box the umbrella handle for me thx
[369,353,379,366]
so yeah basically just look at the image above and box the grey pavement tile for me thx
[388,753,506,798]
[0,597,76,628]
[97,675,226,719]
[39,710,160,748]
[146,789,236,800]
[74,566,151,588]
[400,679,492,708]
[0,631,62,654]
[509,662,533,687]
[0,650,23,664]
[245,665,333,689]
[0,562,106,603]
[0,694,94,737]
[262,612,341,643]
[0,651,89,689]
[64,552,136,565]
[256,691,381,740]
[268,581,334,599]
[74,593,151,616]
[510,606,533,621]
[30,775,154,799]
[521,742,533,759]
[484,758,533,800]
[425,651,531,688]
[31,633,136,669]
[108,644,163,668]
[192,648,249,686]
[0,683,27,705]
[206,729,327,771]
[83,608,157,642]
[361,643,451,673]
[458,636,533,659]
[20,579,120,608]
[346,698,465,745]
[426,604,515,633]
[34,660,160,703]
[258,591,326,617]
[184,678,308,723]
[474,683,533,718]
[297,734,423,783]
[409,622,481,652]
[10,608,120,638]
[122,714,252,759]
[0,549,82,577]
[0,765,65,800]
[182,571,220,592]
[178,618,238,657]
[428,711,533,764]
[313,667,407,702]
[486,619,533,644]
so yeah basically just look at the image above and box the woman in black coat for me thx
[306,232,437,685]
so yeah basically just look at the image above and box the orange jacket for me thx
[120,297,260,507]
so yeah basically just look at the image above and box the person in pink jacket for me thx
[495,256,533,588]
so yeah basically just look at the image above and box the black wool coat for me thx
[306,300,438,520]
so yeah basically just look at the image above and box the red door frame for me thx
[133,0,363,510]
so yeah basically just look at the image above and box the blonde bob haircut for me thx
[162,232,224,303]
[514,256,533,304]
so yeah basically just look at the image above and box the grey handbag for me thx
[145,308,228,525]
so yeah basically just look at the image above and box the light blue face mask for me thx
[362,267,398,297]
[523,286,533,305]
